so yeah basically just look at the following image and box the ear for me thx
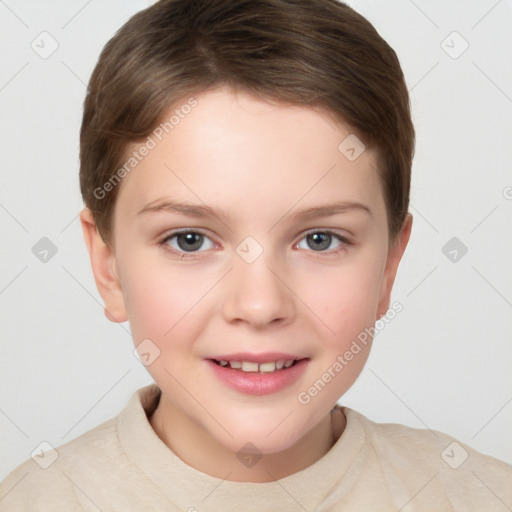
[377,213,413,318]
[80,208,128,323]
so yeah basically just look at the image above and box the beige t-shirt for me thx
[1,384,511,511]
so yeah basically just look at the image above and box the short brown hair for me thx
[80,0,414,244]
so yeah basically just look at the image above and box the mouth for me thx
[205,354,310,396]
[209,358,305,373]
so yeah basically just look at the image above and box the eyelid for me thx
[161,227,212,239]
[296,228,351,243]
[160,228,219,256]
[294,228,352,252]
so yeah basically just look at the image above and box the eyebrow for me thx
[137,198,371,224]
[291,202,371,221]
[137,199,233,225]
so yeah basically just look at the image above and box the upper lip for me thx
[207,352,308,363]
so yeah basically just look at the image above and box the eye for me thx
[162,230,215,253]
[296,230,347,252]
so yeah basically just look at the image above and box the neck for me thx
[149,396,345,483]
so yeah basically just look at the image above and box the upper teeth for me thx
[217,359,296,372]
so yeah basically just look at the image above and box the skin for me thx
[81,86,412,483]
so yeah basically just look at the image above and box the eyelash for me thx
[159,229,216,259]
[296,229,351,256]
[159,229,351,258]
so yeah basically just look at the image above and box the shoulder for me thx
[342,407,512,510]
[0,385,160,511]
[0,416,121,511]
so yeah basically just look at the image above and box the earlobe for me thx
[79,208,128,323]
[377,214,413,317]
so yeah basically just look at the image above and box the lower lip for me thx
[206,359,309,396]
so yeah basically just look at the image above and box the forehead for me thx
[114,87,385,227]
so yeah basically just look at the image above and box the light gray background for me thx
[1,0,511,481]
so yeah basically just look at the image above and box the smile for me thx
[212,359,298,373]
[206,357,309,396]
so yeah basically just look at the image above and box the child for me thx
[1,0,510,510]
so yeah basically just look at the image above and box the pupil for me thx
[177,232,203,251]
[308,232,331,251]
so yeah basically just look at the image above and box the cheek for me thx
[295,260,382,407]
[118,252,213,346]
[296,254,384,343]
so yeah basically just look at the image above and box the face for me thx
[83,86,410,461]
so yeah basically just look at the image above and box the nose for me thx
[221,253,296,330]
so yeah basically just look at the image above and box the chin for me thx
[210,410,316,455]
[222,429,302,456]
